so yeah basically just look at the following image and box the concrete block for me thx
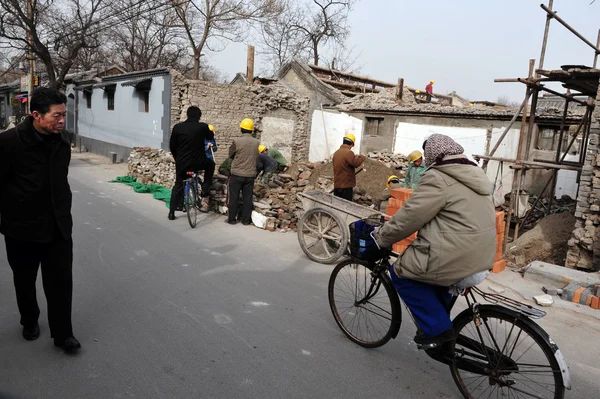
[562,282,582,302]
[523,261,600,289]
[534,294,554,307]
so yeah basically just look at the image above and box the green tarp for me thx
[109,176,171,208]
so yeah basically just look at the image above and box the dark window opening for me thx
[85,91,92,109]
[365,117,384,136]
[107,90,115,111]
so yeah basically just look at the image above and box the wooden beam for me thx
[307,64,396,88]
[473,155,583,171]
[246,45,255,85]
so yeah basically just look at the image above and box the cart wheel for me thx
[297,207,348,264]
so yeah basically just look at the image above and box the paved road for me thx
[1,155,598,398]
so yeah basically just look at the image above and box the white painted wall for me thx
[309,110,363,162]
[261,116,295,161]
[78,76,166,149]
[555,154,579,199]
[486,127,521,198]
[393,122,489,163]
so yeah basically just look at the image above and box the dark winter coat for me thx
[169,119,210,174]
[0,116,73,242]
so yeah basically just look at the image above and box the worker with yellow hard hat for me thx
[258,143,288,170]
[403,150,426,189]
[226,118,259,225]
[205,124,218,162]
[332,133,366,201]
[425,80,434,103]
[377,175,403,212]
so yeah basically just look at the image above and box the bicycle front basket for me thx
[349,218,386,261]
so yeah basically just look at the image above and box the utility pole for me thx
[27,0,35,112]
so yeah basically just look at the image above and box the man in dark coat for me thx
[0,87,80,352]
[168,106,215,220]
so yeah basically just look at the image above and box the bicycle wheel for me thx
[185,182,198,228]
[328,258,401,348]
[450,305,565,399]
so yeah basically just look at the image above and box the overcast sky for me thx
[205,0,600,103]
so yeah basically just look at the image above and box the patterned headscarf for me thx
[423,134,464,165]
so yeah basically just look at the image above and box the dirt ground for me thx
[507,212,576,267]
[307,158,399,199]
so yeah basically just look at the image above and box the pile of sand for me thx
[507,212,576,267]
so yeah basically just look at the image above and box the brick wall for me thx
[169,69,310,165]
[566,81,600,271]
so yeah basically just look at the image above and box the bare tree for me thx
[170,0,284,80]
[258,0,357,71]
[293,0,356,66]
[103,0,190,73]
[0,0,110,88]
[320,42,362,73]
[497,96,520,108]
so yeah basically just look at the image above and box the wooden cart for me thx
[296,190,386,264]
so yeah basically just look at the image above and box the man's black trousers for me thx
[4,234,74,339]
[169,159,215,212]
[228,175,255,224]
[333,188,353,201]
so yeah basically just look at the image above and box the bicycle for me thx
[328,218,571,399]
[183,171,205,228]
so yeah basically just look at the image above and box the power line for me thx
[55,0,186,46]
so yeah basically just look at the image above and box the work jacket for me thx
[229,133,259,178]
[403,162,427,189]
[267,148,287,167]
[169,119,210,174]
[375,156,496,286]
[0,116,73,242]
[332,145,365,189]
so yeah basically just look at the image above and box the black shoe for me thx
[54,336,81,352]
[22,323,40,341]
[225,219,237,225]
[414,328,455,347]
[168,212,176,220]
[242,221,252,226]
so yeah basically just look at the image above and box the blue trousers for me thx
[389,265,453,337]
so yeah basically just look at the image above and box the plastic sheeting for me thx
[309,110,363,162]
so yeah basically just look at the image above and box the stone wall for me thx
[566,83,600,271]
[169,69,310,164]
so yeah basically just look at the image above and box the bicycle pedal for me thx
[417,342,438,350]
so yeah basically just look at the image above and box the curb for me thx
[520,261,600,288]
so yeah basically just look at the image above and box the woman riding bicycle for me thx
[373,134,496,347]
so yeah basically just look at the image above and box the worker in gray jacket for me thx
[227,118,259,225]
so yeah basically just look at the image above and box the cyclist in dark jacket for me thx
[0,87,81,352]
[168,106,215,219]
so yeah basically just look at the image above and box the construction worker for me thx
[403,150,426,190]
[378,175,402,212]
[425,80,434,102]
[374,134,495,347]
[205,124,218,162]
[256,153,278,184]
[259,144,287,171]
[227,118,259,225]
[332,133,366,201]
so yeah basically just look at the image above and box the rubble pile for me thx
[128,147,176,188]
[127,147,400,232]
[367,150,409,170]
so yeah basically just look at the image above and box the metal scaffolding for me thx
[473,1,600,252]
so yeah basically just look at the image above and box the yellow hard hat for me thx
[240,118,254,131]
[430,80,435,84]
[415,89,421,94]
[343,133,356,143]
[258,144,267,153]
[408,150,423,162]
[208,124,215,132]
[469,103,474,107]
[386,175,400,188]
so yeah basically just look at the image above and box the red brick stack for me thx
[386,188,506,274]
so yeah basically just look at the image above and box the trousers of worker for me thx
[389,265,453,337]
